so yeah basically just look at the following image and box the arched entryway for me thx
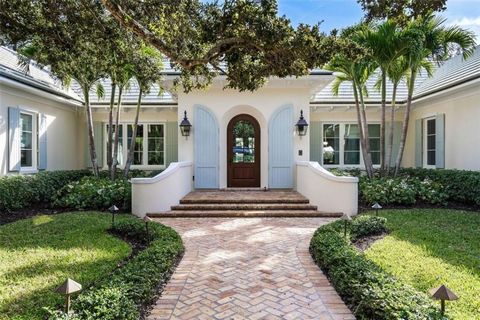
[227,114,261,187]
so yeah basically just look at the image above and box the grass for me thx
[0,212,134,320]
[365,209,480,320]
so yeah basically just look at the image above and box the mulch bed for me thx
[359,202,480,213]
[353,232,388,252]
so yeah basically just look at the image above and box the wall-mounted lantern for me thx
[179,111,192,137]
[295,110,308,136]
[55,278,82,314]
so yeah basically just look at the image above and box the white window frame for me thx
[19,111,38,173]
[103,122,166,170]
[423,117,436,169]
[321,122,381,169]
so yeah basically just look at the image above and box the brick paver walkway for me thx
[148,218,355,320]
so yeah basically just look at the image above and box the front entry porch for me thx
[147,190,343,218]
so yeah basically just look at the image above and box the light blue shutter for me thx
[310,121,322,163]
[165,121,178,167]
[269,105,294,188]
[385,121,402,167]
[93,122,104,168]
[435,114,445,169]
[415,119,423,168]
[194,106,219,189]
[38,113,47,170]
[8,107,21,172]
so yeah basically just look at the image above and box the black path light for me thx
[179,111,192,137]
[341,213,352,238]
[295,110,309,136]
[109,205,119,228]
[372,202,382,216]
[144,216,153,242]
[430,284,459,316]
[55,278,82,314]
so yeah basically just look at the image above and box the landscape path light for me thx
[341,213,352,238]
[109,205,119,228]
[144,216,153,242]
[430,284,458,315]
[55,278,82,314]
[372,202,382,216]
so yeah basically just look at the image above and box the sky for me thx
[276,0,480,39]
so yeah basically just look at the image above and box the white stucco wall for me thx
[403,82,480,170]
[177,87,312,189]
[0,82,82,176]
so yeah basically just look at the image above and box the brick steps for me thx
[148,210,342,218]
[147,190,342,219]
[171,203,318,211]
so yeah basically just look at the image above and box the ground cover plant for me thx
[365,209,480,320]
[0,212,132,320]
[310,215,443,319]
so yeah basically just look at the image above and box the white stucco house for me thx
[1,46,480,216]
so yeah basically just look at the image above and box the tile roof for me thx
[413,45,480,99]
[312,46,480,104]
[0,46,82,102]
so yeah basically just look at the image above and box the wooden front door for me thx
[227,114,260,187]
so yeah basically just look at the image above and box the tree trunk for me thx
[124,88,143,178]
[111,86,123,180]
[394,70,416,176]
[353,82,373,178]
[380,69,386,174]
[107,83,116,177]
[83,85,99,176]
[358,82,374,178]
[385,83,398,175]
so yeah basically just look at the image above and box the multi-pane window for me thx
[424,118,436,167]
[323,124,340,165]
[20,113,34,167]
[322,123,380,166]
[105,123,165,167]
[147,124,164,165]
[127,124,143,165]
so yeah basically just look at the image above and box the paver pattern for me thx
[147,217,355,320]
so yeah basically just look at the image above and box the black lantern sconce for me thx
[295,110,309,136]
[179,111,192,137]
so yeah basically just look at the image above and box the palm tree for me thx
[357,20,407,173]
[326,54,376,178]
[394,14,476,175]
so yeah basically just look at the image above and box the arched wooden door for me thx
[227,114,261,187]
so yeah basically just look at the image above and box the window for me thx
[424,118,436,167]
[20,113,36,168]
[105,123,165,168]
[322,123,380,167]
[106,124,124,165]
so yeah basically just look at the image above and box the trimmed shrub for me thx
[359,176,448,206]
[310,216,443,320]
[349,215,387,242]
[65,219,184,320]
[0,170,91,212]
[54,177,131,211]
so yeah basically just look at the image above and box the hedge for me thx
[309,216,444,320]
[47,218,184,320]
[0,170,92,212]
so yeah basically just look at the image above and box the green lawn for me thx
[365,209,480,320]
[0,212,133,320]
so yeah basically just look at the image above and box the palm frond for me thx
[95,82,105,100]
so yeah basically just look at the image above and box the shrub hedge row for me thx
[48,218,184,320]
[309,216,443,320]
[0,170,92,212]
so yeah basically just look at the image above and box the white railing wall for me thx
[296,161,359,216]
[131,161,193,218]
